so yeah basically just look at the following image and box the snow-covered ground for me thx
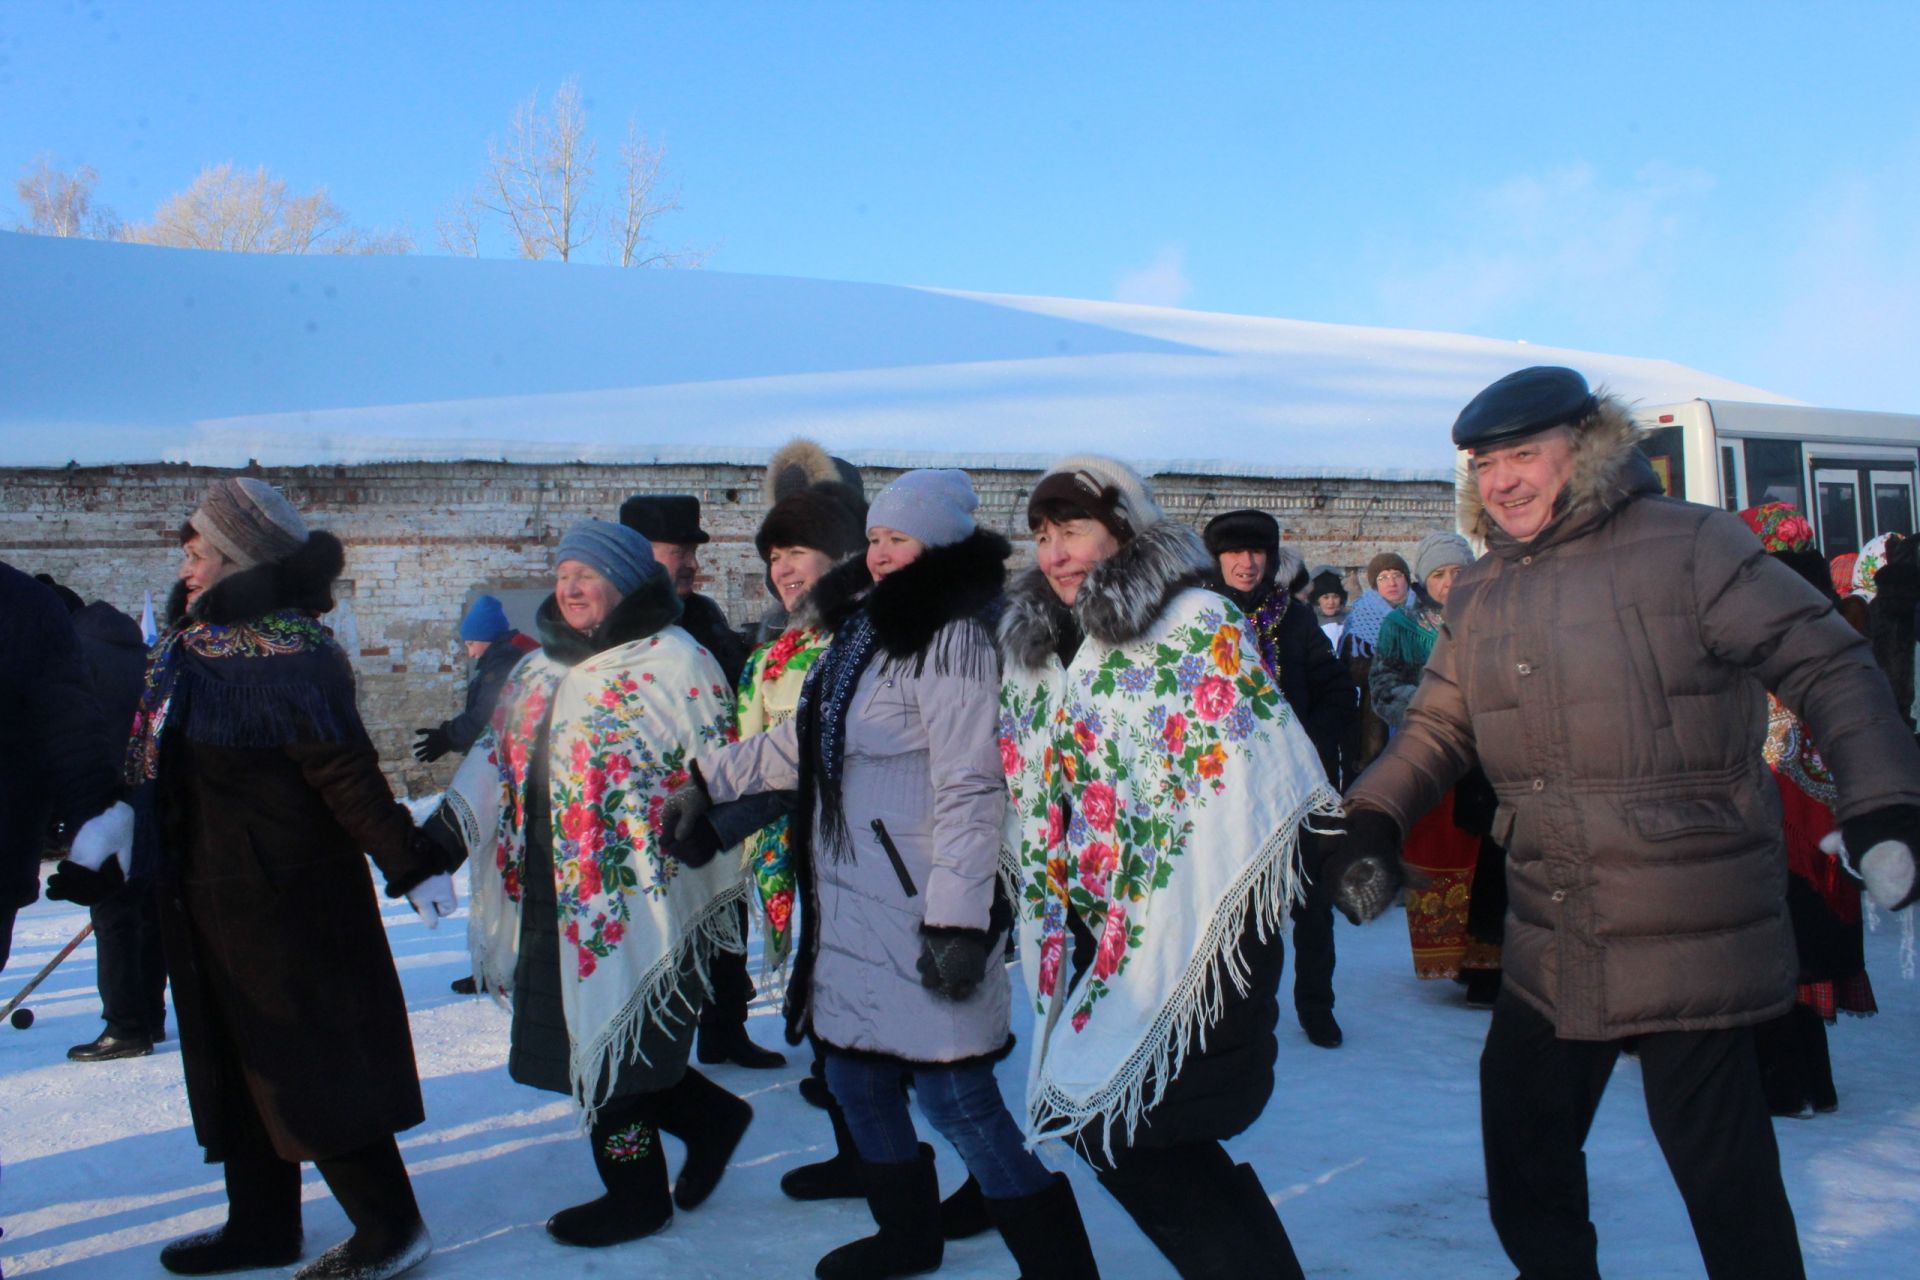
[3,868,1916,1279]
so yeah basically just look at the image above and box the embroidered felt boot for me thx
[781,1093,863,1201]
[815,1150,944,1280]
[546,1101,673,1247]
[652,1066,753,1210]
[984,1172,1100,1279]
[159,1144,303,1274]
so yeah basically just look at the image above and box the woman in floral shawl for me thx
[1741,503,1879,1115]
[999,455,1340,1280]
[428,519,752,1248]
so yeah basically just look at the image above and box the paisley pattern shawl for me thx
[1000,587,1339,1153]
[734,625,830,965]
[461,634,749,1117]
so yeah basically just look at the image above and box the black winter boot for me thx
[940,1174,992,1240]
[160,1147,303,1275]
[1796,1003,1839,1113]
[1097,1145,1303,1280]
[984,1172,1100,1279]
[653,1066,753,1210]
[546,1101,673,1247]
[300,1138,431,1278]
[781,1094,864,1201]
[815,1150,944,1280]
[1230,1162,1304,1280]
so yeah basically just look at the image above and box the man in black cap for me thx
[617,494,781,1069]
[1322,366,1920,1280]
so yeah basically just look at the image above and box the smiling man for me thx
[1321,366,1920,1280]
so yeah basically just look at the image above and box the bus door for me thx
[1810,457,1918,556]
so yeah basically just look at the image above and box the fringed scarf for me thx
[735,625,831,965]
[451,633,749,1118]
[126,609,361,782]
[1338,589,1397,657]
[1373,595,1444,671]
[793,613,880,860]
[1001,586,1340,1154]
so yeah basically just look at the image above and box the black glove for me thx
[661,763,714,844]
[1838,804,1920,911]
[917,925,992,1001]
[413,727,454,764]
[661,815,725,867]
[46,857,125,907]
[1318,808,1405,925]
[386,828,462,900]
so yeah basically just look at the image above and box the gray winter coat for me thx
[1348,403,1920,1039]
[700,531,1014,1065]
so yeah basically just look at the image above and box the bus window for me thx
[1873,473,1916,539]
[1637,426,1687,498]
[1815,471,1863,556]
[1744,439,1804,510]
[1720,444,1741,511]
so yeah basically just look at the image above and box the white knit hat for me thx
[1028,453,1166,539]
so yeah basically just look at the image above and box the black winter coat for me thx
[678,591,749,688]
[1211,579,1358,784]
[72,601,155,878]
[152,548,439,1163]
[0,562,117,911]
[438,630,533,753]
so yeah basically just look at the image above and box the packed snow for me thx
[3,863,1916,1279]
[0,232,1798,481]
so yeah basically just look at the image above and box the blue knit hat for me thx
[867,469,978,549]
[458,594,511,643]
[555,519,660,597]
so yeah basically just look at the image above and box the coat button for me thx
[1531,778,1545,792]
[1517,662,1533,676]
[1521,555,1533,566]
[1551,889,1567,903]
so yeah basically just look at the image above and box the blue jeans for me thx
[824,1051,1052,1201]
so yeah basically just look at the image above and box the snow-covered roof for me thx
[0,231,1796,481]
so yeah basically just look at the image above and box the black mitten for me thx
[46,858,125,907]
[917,926,992,1001]
[1319,808,1406,925]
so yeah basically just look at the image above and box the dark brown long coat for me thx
[152,548,435,1163]
[1349,404,1920,1040]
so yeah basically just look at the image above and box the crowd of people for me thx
[5,365,1920,1280]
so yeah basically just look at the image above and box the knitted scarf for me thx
[1339,588,1397,656]
[453,633,748,1118]
[1373,595,1444,671]
[793,612,880,860]
[1001,586,1339,1153]
[735,624,830,964]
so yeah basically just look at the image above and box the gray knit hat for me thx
[555,518,661,597]
[1412,530,1475,586]
[189,478,308,568]
[867,469,979,549]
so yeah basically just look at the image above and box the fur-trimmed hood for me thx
[168,530,346,628]
[1458,394,1660,556]
[802,528,1011,666]
[1000,519,1213,674]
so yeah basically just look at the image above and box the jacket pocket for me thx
[1626,796,1744,842]
[869,819,919,898]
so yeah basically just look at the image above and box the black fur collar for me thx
[536,569,684,666]
[171,531,346,627]
[806,528,1011,659]
[1000,520,1212,674]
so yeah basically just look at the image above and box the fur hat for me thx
[1365,551,1411,590]
[868,469,979,549]
[1411,531,1474,585]
[1203,509,1280,561]
[189,477,309,568]
[756,439,869,562]
[1027,454,1165,541]
[555,519,661,598]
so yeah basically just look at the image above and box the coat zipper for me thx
[870,819,918,898]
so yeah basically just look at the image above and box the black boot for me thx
[1097,1145,1302,1280]
[984,1172,1100,1279]
[781,1094,863,1201]
[547,1100,673,1247]
[940,1174,992,1240]
[160,1148,303,1275]
[696,1018,789,1068]
[653,1067,753,1210]
[298,1138,431,1279]
[1796,1003,1839,1113]
[67,1028,155,1061]
[815,1149,944,1280]
[1230,1163,1304,1280]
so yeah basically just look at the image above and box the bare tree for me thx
[479,79,597,261]
[15,156,121,239]
[606,119,702,268]
[435,189,484,257]
[126,163,411,254]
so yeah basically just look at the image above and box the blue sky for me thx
[4,1,1916,413]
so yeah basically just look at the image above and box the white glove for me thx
[68,801,134,874]
[1821,830,1918,912]
[407,873,460,929]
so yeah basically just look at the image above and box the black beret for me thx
[1451,366,1597,449]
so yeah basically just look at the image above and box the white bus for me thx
[1632,400,1920,558]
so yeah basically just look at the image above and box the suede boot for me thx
[781,1095,864,1201]
[815,1149,944,1280]
[940,1174,992,1240]
[160,1147,303,1275]
[652,1067,753,1210]
[546,1101,673,1247]
[984,1171,1100,1279]
[1097,1146,1303,1280]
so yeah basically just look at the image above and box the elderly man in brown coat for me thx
[1321,367,1920,1280]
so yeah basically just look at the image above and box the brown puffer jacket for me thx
[1347,402,1920,1039]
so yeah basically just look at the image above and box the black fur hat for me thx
[756,438,868,564]
[1202,509,1280,562]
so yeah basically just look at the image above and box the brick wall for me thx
[1,460,1453,797]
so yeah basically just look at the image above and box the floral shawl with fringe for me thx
[1000,586,1338,1152]
[445,631,747,1117]
[733,624,829,965]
